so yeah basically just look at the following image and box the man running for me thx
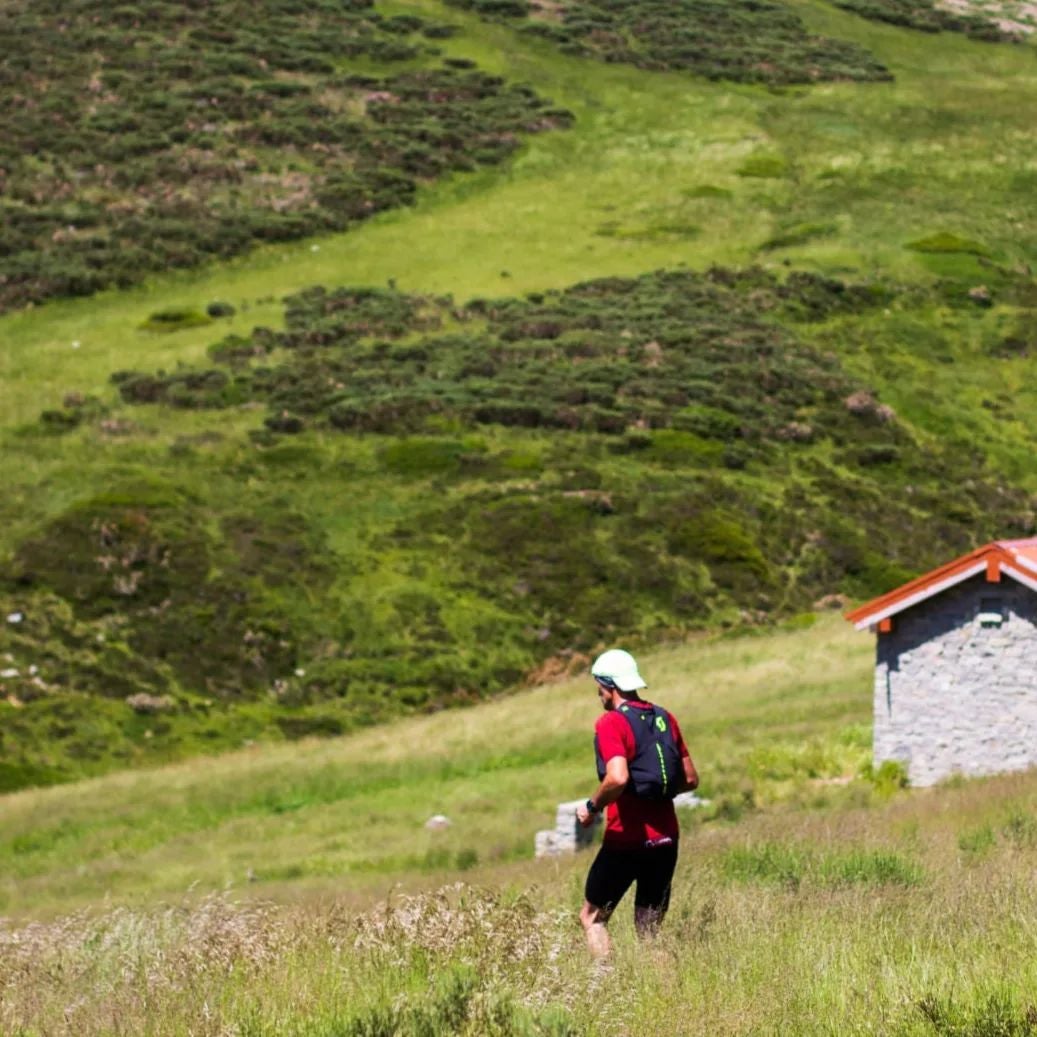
[576,648,698,958]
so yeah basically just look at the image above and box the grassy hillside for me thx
[1,0,1037,789]
[0,0,573,311]
[0,615,874,920]
[8,617,1037,1034]
[2,264,1033,788]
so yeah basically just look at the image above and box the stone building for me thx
[846,539,1037,787]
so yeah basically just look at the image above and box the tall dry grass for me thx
[8,767,1037,1036]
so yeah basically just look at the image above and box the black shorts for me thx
[584,841,678,914]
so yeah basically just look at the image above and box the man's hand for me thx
[578,757,629,827]
[682,755,699,793]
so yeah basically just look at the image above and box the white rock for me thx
[0,669,18,679]
[425,814,451,830]
[5,613,22,624]
[673,792,711,809]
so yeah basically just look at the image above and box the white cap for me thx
[591,649,646,692]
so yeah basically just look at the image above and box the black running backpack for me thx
[595,702,684,801]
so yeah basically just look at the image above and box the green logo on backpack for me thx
[655,716,667,732]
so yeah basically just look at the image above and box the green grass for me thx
[721,841,924,887]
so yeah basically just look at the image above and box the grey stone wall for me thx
[535,800,600,857]
[874,573,1037,786]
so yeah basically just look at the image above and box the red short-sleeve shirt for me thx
[595,700,690,847]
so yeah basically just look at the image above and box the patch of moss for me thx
[737,155,788,179]
[139,309,215,333]
[906,232,992,257]
[761,222,838,251]
[683,185,733,199]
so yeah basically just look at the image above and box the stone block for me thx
[534,799,601,858]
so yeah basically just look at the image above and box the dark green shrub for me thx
[958,824,996,859]
[684,184,733,198]
[139,308,214,332]
[276,712,347,739]
[834,0,1012,40]
[381,438,467,476]
[449,0,891,84]
[264,413,306,434]
[0,760,66,793]
[8,483,329,697]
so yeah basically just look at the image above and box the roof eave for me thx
[845,544,994,624]
[847,560,988,630]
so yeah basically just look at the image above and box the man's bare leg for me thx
[580,901,612,959]
[634,905,665,939]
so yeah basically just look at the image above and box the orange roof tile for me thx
[845,538,1037,631]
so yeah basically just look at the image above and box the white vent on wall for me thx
[979,597,1004,628]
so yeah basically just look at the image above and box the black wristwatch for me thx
[586,798,601,814]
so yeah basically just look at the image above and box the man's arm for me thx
[679,753,699,794]
[668,711,698,794]
[576,756,628,827]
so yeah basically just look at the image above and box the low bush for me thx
[381,438,470,476]
[449,0,892,85]
[862,759,910,797]
[958,823,997,859]
[6,481,330,699]
[834,0,1013,40]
